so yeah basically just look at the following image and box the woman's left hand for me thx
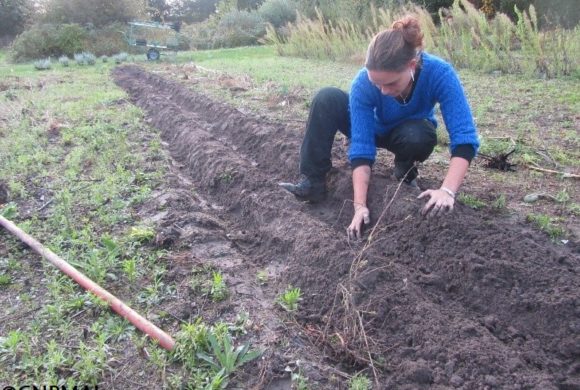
[418,188,455,217]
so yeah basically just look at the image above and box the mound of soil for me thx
[113,65,580,389]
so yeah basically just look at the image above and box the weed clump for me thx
[210,271,228,302]
[172,319,261,389]
[128,226,155,243]
[458,193,487,209]
[526,213,565,239]
[348,373,372,390]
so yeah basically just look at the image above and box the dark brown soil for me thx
[113,65,580,389]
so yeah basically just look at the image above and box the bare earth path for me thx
[113,65,579,389]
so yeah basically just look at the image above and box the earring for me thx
[409,69,415,82]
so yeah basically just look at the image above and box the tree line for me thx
[2,0,577,42]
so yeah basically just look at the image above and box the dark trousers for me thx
[300,87,437,181]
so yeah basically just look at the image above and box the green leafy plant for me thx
[256,270,269,285]
[349,373,371,390]
[205,370,230,390]
[492,193,507,210]
[1,330,24,352]
[172,319,211,370]
[0,202,17,219]
[291,370,309,390]
[555,189,570,203]
[122,258,138,282]
[217,169,236,184]
[72,338,107,384]
[228,311,251,336]
[0,274,12,286]
[210,272,228,302]
[277,286,302,312]
[128,226,155,243]
[197,333,261,376]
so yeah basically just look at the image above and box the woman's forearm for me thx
[353,165,372,207]
[441,157,470,193]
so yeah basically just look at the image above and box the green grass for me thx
[0,49,172,384]
[458,193,487,209]
[526,213,565,240]
[181,45,358,91]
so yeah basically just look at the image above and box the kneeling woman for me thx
[280,15,480,240]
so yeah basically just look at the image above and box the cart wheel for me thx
[147,48,160,61]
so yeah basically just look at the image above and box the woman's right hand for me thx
[347,205,370,241]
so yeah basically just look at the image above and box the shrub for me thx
[0,0,30,37]
[85,22,133,57]
[33,58,52,70]
[74,52,96,66]
[213,10,266,48]
[85,52,96,65]
[258,0,298,28]
[58,55,70,66]
[40,0,142,29]
[55,24,87,55]
[10,23,88,62]
[9,22,139,62]
[112,52,128,64]
[182,20,218,50]
[11,24,57,62]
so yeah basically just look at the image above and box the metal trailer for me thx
[124,21,181,61]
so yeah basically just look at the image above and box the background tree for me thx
[0,0,32,37]
[40,0,146,27]
[533,0,579,28]
[147,0,172,22]
[172,0,219,24]
[237,0,263,10]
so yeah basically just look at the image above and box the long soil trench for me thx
[113,65,580,389]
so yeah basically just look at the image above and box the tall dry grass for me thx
[264,0,579,78]
[264,5,435,64]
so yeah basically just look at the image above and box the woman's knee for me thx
[390,120,436,146]
[387,120,437,161]
[312,87,349,108]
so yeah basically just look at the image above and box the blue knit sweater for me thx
[348,52,480,163]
